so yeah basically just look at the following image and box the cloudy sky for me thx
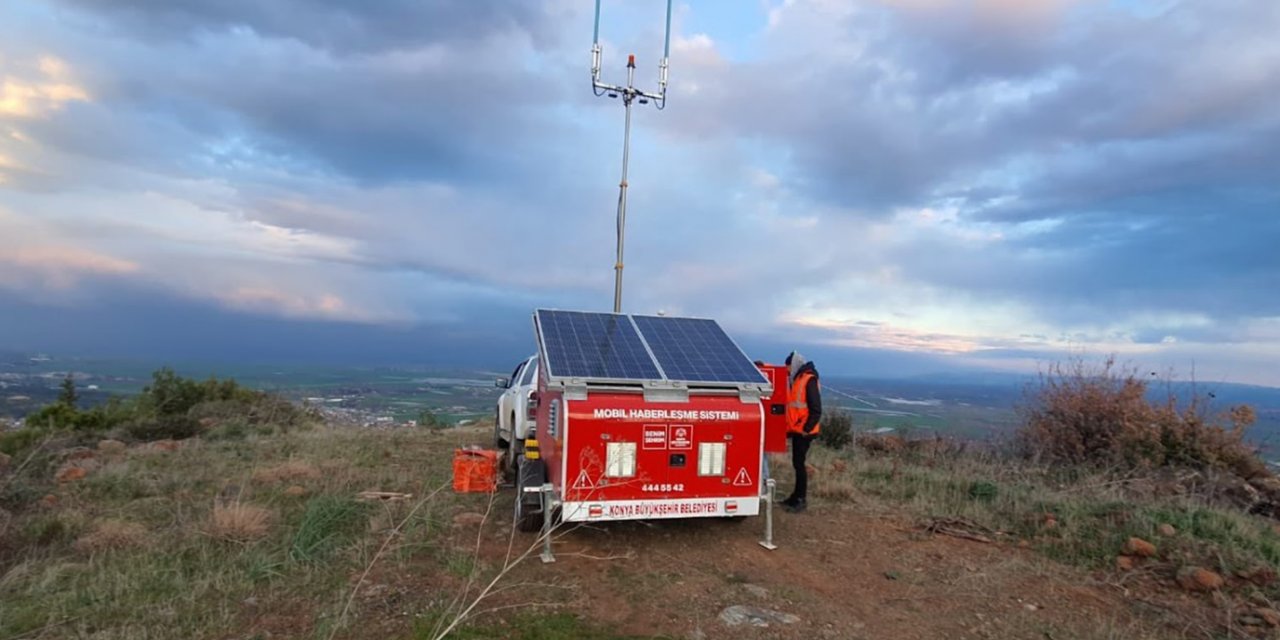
[1,0,1277,384]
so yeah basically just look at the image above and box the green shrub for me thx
[138,368,209,417]
[206,421,250,441]
[818,409,854,450]
[21,514,77,547]
[24,402,80,430]
[1,475,43,511]
[74,399,134,432]
[968,480,999,502]
[58,374,79,407]
[0,428,46,456]
[15,368,313,448]
[417,409,449,430]
[125,415,202,442]
[290,496,367,563]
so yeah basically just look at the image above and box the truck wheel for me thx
[514,456,547,533]
[494,410,509,450]
[498,440,522,484]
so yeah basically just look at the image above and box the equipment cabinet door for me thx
[666,420,761,499]
[563,418,673,503]
[562,395,762,503]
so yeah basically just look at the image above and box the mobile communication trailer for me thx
[512,310,791,535]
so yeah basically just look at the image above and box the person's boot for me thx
[780,495,799,508]
[784,498,807,513]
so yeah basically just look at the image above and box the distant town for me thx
[6,351,1280,456]
[0,352,499,429]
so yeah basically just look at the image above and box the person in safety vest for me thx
[782,351,821,513]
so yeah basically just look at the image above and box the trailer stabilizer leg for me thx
[759,478,778,551]
[538,482,556,564]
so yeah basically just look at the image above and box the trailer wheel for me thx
[514,456,547,533]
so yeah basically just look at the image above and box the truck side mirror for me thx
[495,377,509,389]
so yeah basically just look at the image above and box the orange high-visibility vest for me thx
[786,371,819,435]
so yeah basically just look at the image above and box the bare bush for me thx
[1018,356,1261,478]
[207,503,272,542]
[856,433,905,455]
[855,433,966,462]
[252,460,321,484]
[74,519,147,553]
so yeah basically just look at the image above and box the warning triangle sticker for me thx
[732,467,752,487]
[573,470,594,490]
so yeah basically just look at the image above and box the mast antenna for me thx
[591,0,673,313]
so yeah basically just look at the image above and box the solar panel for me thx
[632,315,768,384]
[537,310,662,381]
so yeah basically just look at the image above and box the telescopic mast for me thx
[590,0,673,313]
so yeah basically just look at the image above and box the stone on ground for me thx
[452,512,487,526]
[719,605,800,627]
[1176,566,1224,592]
[1123,537,1157,558]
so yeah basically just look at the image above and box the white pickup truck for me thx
[493,355,538,476]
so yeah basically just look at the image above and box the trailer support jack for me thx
[538,482,556,564]
[759,478,778,551]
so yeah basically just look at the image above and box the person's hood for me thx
[787,351,814,384]
[793,360,818,385]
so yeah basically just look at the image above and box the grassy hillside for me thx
[5,360,1280,639]
[1,424,661,640]
[4,424,1280,638]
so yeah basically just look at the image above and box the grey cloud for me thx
[48,0,558,54]
[5,2,589,191]
[4,0,1280,384]
[892,188,1280,324]
[3,0,628,304]
[651,0,1280,335]
[667,0,1280,214]
[0,281,535,367]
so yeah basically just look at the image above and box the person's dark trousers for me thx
[787,432,812,504]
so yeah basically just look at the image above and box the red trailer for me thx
[513,309,790,534]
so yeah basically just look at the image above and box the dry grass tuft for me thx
[252,459,321,484]
[74,519,148,553]
[208,502,273,542]
[796,447,860,500]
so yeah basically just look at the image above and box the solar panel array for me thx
[536,309,767,385]
[536,310,661,380]
[631,315,767,384]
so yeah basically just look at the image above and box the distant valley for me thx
[4,351,1279,457]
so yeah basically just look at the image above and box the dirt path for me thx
[319,428,1189,639]
[430,499,1159,640]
